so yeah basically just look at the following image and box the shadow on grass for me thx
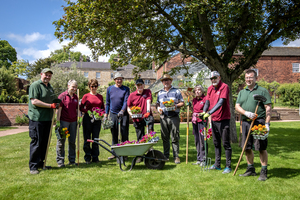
[268,168,300,179]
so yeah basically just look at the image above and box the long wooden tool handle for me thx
[77,89,80,166]
[186,96,190,164]
[43,109,55,169]
[233,103,259,176]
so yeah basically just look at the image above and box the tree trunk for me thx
[227,82,238,143]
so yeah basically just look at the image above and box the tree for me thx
[50,48,88,63]
[0,40,17,69]
[54,1,300,142]
[10,59,30,77]
[0,66,16,96]
[30,65,88,99]
[25,57,55,80]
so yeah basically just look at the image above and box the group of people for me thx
[28,67,271,181]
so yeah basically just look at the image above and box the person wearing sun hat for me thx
[28,68,57,174]
[156,74,184,164]
[200,71,232,174]
[104,72,130,160]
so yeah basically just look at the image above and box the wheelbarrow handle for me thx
[87,139,94,143]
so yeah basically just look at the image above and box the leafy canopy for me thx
[54,0,300,83]
[0,40,17,69]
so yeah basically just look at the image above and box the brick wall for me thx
[0,104,28,126]
[156,54,193,80]
[255,56,300,83]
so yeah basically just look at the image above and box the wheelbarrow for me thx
[87,138,168,171]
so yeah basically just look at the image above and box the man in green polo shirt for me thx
[235,69,272,181]
[28,68,58,174]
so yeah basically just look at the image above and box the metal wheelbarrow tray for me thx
[87,138,168,171]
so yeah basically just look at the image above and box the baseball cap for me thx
[135,79,144,85]
[210,71,220,78]
[41,68,53,74]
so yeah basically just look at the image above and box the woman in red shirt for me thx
[192,85,209,166]
[80,79,105,164]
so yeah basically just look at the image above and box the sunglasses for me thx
[91,85,98,88]
[210,77,218,80]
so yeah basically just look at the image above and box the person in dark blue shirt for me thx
[104,72,130,160]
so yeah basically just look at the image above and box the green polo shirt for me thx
[28,79,57,121]
[236,84,271,121]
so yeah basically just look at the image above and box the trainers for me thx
[199,162,206,167]
[239,166,256,177]
[68,162,78,166]
[258,168,268,181]
[86,161,91,164]
[222,167,232,174]
[174,157,181,164]
[58,164,65,168]
[30,170,39,175]
[192,161,201,165]
[209,164,221,170]
[108,155,116,160]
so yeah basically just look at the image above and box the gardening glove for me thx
[244,111,257,120]
[265,123,270,132]
[118,110,124,118]
[203,113,210,120]
[78,117,82,124]
[199,112,206,116]
[186,101,192,107]
[144,112,150,118]
[50,103,57,109]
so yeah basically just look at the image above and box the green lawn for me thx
[0,122,300,200]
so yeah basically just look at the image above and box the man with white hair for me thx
[201,71,232,174]
[104,72,130,160]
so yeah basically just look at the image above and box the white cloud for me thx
[21,39,110,63]
[8,32,48,43]
[286,39,300,47]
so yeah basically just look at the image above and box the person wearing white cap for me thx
[104,72,130,160]
[200,71,232,174]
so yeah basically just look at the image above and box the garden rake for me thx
[233,94,267,176]
[201,121,211,171]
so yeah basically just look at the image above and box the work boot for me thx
[258,168,268,181]
[174,157,181,164]
[239,166,256,177]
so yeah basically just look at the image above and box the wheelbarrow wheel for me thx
[144,150,165,170]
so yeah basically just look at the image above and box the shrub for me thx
[277,83,300,106]
[15,114,29,125]
[19,95,29,103]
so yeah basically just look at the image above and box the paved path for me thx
[0,120,299,137]
[0,126,29,137]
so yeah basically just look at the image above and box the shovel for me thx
[233,94,267,176]
[43,98,62,170]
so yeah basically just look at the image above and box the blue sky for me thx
[0,0,110,64]
[0,0,299,65]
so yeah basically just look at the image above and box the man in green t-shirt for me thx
[235,69,272,181]
[28,68,58,175]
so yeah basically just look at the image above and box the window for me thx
[111,73,114,79]
[292,63,300,73]
[145,80,150,85]
[84,72,88,78]
[253,68,259,76]
[96,72,100,79]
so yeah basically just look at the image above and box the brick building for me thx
[236,47,300,83]
[58,62,156,87]
[153,53,193,80]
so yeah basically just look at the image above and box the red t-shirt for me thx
[58,91,78,122]
[192,94,206,123]
[127,89,152,122]
[206,81,231,121]
[80,93,105,113]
